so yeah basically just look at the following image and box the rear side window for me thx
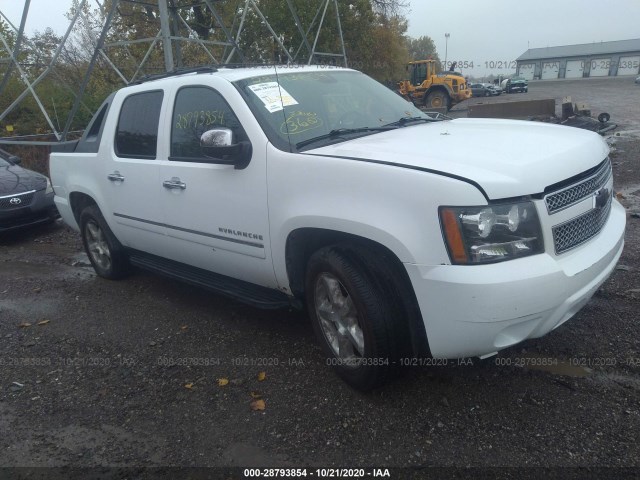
[87,103,108,140]
[115,90,163,159]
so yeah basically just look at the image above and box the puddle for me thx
[70,252,92,267]
[0,260,95,282]
[0,297,63,320]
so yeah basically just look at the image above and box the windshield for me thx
[234,69,433,152]
[0,157,10,167]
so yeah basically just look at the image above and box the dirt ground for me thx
[1,77,640,478]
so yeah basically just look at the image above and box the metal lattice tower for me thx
[0,0,347,145]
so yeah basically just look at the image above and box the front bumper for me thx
[0,190,57,232]
[405,199,626,359]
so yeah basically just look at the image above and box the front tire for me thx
[80,205,130,280]
[305,246,404,390]
[424,91,450,110]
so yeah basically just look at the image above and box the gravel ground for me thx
[1,78,640,478]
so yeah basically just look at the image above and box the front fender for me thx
[266,144,487,290]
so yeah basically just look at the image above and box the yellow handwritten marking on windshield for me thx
[175,110,225,129]
[280,111,323,135]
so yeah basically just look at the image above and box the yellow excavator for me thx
[398,60,471,110]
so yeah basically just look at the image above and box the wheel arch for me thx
[424,85,453,100]
[285,227,430,357]
[69,191,98,225]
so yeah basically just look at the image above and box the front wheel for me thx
[305,246,403,390]
[80,205,130,280]
[424,91,450,110]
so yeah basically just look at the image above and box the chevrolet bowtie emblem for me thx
[594,188,610,210]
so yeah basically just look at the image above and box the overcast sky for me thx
[1,0,639,76]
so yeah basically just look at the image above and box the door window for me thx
[170,86,247,162]
[115,90,163,159]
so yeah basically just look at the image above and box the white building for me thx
[515,38,640,80]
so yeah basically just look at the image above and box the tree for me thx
[0,17,16,51]
[406,35,440,63]
[357,14,409,82]
[370,0,409,16]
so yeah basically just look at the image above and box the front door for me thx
[158,83,276,288]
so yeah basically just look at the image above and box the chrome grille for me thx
[552,193,612,254]
[0,190,36,210]
[545,159,612,214]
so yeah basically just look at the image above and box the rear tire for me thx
[305,245,407,390]
[80,205,130,280]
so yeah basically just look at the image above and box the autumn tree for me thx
[406,35,441,67]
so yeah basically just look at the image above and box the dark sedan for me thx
[469,83,493,97]
[0,148,57,233]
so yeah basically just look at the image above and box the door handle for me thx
[107,172,125,182]
[163,177,186,190]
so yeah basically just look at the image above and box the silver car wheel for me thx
[314,272,365,365]
[85,219,112,271]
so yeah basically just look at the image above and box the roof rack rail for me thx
[216,62,333,69]
[218,62,283,69]
[131,66,218,85]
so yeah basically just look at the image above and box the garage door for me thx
[541,62,559,80]
[589,58,611,77]
[617,55,640,76]
[565,60,584,79]
[518,63,535,80]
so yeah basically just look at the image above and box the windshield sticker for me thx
[280,111,323,135]
[248,82,299,113]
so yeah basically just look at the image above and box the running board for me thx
[127,249,292,310]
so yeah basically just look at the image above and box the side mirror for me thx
[8,155,21,165]
[200,128,252,169]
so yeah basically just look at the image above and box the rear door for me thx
[102,89,167,256]
[157,80,277,288]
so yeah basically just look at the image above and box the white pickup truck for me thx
[50,65,626,390]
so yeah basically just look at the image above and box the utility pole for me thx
[444,33,450,70]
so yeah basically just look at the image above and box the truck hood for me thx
[307,118,609,200]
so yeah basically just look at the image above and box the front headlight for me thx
[45,178,54,195]
[439,201,544,265]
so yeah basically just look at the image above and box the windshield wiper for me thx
[295,126,396,150]
[385,116,440,127]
